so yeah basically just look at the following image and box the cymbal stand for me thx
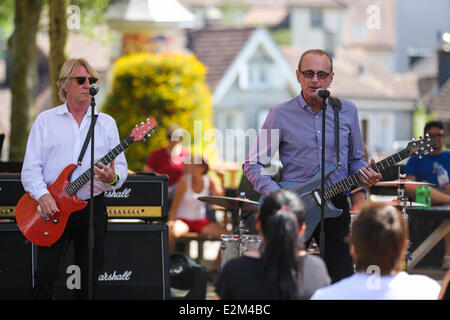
[238,192,248,256]
[397,170,412,269]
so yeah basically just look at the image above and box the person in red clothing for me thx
[144,125,190,188]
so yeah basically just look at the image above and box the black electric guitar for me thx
[279,136,435,241]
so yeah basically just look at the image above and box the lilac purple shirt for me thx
[243,93,368,196]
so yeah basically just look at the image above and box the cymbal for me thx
[197,196,259,212]
[376,179,434,187]
[383,199,428,207]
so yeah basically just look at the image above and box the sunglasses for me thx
[300,70,330,80]
[70,76,98,85]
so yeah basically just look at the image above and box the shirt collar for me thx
[55,103,99,117]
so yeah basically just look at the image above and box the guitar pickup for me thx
[312,189,324,207]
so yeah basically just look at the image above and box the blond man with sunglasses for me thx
[21,58,128,299]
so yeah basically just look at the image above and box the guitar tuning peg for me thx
[152,130,155,133]
[146,118,149,121]
[419,136,423,140]
[141,122,144,125]
[147,133,151,137]
[135,124,138,127]
[142,137,147,142]
[430,148,434,152]
[411,137,416,141]
[419,156,422,159]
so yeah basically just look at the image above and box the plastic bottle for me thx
[435,163,449,187]
[415,185,431,208]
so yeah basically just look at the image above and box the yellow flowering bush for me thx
[101,52,216,172]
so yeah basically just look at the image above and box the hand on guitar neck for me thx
[94,159,116,184]
[358,158,382,187]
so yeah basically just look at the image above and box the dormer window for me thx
[239,50,273,90]
[311,9,323,28]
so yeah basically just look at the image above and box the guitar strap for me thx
[77,114,98,166]
[328,96,342,167]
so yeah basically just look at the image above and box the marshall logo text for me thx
[104,188,131,198]
[98,270,132,281]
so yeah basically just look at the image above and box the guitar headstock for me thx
[407,134,436,157]
[130,118,156,142]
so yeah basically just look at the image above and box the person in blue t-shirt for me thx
[405,121,450,269]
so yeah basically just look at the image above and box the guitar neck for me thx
[323,148,411,201]
[65,136,134,196]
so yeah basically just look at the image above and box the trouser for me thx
[309,195,354,284]
[32,194,108,300]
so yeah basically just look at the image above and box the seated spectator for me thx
[168,155,230,258]
[311,202,441,300]
[215,189,330,300]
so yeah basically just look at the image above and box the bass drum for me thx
[220,234,261,269]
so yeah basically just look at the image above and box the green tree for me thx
[101,52,216,172]
[8,0,43,161]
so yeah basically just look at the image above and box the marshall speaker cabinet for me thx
[54,222,170,300]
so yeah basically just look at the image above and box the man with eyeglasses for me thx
[243,48,381,283]
[21,58,128,299]
[405,121,450,269]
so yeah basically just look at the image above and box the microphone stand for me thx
[88,95,96,300]
[319,97,327,259]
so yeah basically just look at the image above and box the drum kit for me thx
[197,193,261,267]
[198,176,434,269]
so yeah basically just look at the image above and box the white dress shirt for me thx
[21,103,128,201]
[310,272,441,300]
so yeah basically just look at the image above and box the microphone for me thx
[89,83,99,96]
[315,88,330,99]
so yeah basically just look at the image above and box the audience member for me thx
[311,202,441,300]
[144,125,190,189]
[168,156,230,265]
[215,189,330,300]
[404,121,450,269]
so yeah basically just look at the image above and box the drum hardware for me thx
[375,168,429,269]
[197,193,261,268]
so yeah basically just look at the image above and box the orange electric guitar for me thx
[16,118,156,247]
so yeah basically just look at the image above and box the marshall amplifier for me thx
[104,173,168,220]
[0,173,168,220]
[52,222,170,300]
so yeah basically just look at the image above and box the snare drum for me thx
[220,234,262,268]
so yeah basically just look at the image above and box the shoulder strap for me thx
[328,96,342,167]
[77,114,98,166]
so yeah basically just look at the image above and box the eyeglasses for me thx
[70,76,98,85]
[299,70,330,80]
[428,133,444,138]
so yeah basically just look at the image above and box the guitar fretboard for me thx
[323,148,411,201]
[65,136,134,196]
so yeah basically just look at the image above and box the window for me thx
[311,9,323,28]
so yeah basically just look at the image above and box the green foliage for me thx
[413,105,437,139]
[271,28,292,46]
[101,52,216,172]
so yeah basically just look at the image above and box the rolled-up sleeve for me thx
[243,108,281,196]
[21,116,50,201]
[347,105,368,175]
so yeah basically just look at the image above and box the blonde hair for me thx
[57,58,99,102]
